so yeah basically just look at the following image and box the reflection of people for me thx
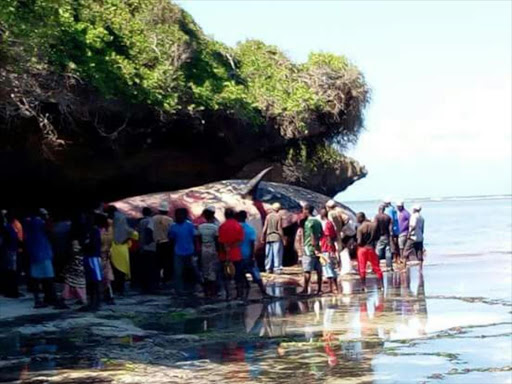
[356,212,383,292]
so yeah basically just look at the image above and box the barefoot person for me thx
[300,204,323,295]
[396,200,410,263]
[356,212,383,292]
[236,210,268,298]
[319,208,339,294]
[403,204,425,270]
[218,208,244,300]
[261,202,284,274]
[374,205,393,271]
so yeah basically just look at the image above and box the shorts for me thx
[302,248,321,273]
[404,240,424,261]
[321,253,337,279]
[398,233,408,250]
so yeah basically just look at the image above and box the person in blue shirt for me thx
[384,199,400,265]
[24,209,58,308]
[168,208,203,294]
[236,210,268,298]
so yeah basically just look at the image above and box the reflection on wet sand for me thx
[1,263,511,384]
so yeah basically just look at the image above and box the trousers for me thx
[357,246,383,280]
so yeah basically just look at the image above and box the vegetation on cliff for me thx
[0,0,370,206]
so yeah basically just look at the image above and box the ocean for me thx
[344,196,512,260]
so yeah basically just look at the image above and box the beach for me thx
[0,197,511,383]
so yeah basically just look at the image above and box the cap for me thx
[412,204,422,211]
[326,200,337,208]
[272,202,281,211]
[383,197,392,204]
[396,200,404,206]
[205,206,216,213]
[158,201,169,212]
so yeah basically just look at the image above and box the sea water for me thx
[345,196,512,259]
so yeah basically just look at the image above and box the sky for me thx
[177,0,512,201]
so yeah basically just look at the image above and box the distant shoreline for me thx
[343,194,512,204]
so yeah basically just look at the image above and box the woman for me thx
[100,215,115,304]
[24,209,57,308]
[81,213,104,311]
[196,209,219,298]
[107,205,132,295]
[61,214,87,305]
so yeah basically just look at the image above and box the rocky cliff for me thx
[0,0,370,213]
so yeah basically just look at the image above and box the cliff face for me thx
[0,0,370,213]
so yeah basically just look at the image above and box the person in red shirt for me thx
[319,208,339,294]
[218,208,244,300]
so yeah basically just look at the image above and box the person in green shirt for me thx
[299,203,323,295]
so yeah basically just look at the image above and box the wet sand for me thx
[0,253,511,384]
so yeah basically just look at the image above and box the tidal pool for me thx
[0,254,510,384]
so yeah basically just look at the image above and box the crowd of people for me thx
[0,198,425,310]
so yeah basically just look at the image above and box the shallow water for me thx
[0,198,511,383]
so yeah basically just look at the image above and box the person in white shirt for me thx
[403,204,425,270]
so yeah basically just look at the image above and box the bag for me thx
[224,261,235,278]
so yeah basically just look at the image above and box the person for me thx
[1,211,21,298]
[356,212,383,292]
[384,199,400,265]
[196,208,219,298]
[218,208,244,300]
[61,215,87,305]
[100,215,115,304]
[153,201,173,285]
[374,205,393,271]
[325,200,356,250]
[168,208,202,294]
[294,218,306,263]
[299,204,323,295]
[24,209,58,308]
[81,213,104,311]
[236,210,267,298]
[396,201,411,262]
[403,204,425,270]
[194,206,220,226]
[107,205,133,295]
[261,202,284,274]
[319,208,339,294]
[339,236,356,275]
[138,207,157,293]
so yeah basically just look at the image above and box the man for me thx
[374,205,393,271]
[168,208,202,294]
[384,199,400,264]
[261,202,284,274]
[396,201,411,262]
[326,199,356,271]
[299,204,323,295]
[403,204,425,270]
[319,208,339,294]
[138,207,157,293]
[153,201,173,285]
[218,208,245,300]
[236,210,268,298]
[356,212,383,292]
